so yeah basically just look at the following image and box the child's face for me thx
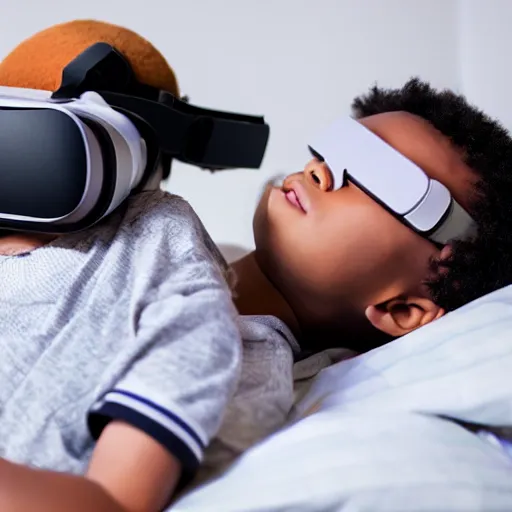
[253,111,477,340]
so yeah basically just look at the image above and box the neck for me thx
[0,233,56,256]
[231,252,301,339]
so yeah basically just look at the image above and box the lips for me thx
[285,190,303,211]
[283,184,307,213]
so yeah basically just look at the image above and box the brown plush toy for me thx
[0,19,179,98]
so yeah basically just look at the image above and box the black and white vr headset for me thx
[308,117,477,245]
[0,42,270,233]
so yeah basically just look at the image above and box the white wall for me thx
[0,0,500,255]
[457,0,512,132]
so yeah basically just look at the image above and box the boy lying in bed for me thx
[232,78,509,354]
[193,78,512,486]
[176,79,512,511]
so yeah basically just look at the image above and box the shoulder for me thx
[118,189,227,267]
[69,190,200,251]
[122,190,202,237]
[238,315,300,355]
[102,190,235,297]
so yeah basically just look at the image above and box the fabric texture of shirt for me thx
[0,190,242,482]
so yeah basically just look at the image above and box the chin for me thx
[254,232,298,305]
[252,213,280,291]
[252,183,272,248]
[252,184,298,291]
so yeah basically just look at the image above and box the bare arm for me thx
[0,421,181,512]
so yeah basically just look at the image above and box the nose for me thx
[305,163,333,192]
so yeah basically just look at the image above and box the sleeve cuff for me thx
[88,389,205,480]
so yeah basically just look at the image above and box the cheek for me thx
[300,212,394,290]
[317,199,423,296]
[256,185,417,299]
[274,200,395,290]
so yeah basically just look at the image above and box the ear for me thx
[365,296,445,338]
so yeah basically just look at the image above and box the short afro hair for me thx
[352,77,512,312]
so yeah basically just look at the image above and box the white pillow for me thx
[172,285,512,511]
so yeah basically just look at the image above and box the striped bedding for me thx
[173,285,512,511]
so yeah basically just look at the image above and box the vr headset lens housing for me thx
[308,117,477,245]
[0,107,89,219]
[0,90,146,231]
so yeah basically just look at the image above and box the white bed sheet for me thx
[172,284,512,511]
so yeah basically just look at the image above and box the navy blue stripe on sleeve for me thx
[111,389,205,449]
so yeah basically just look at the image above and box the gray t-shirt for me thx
[0,190,298,486]
[190,314,300,490]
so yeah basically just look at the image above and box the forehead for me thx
[357,111,478,211]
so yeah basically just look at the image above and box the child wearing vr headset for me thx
[0,20,287,512]
[233,80,486,355]
[232,77,512,354]
[1,19,510,512]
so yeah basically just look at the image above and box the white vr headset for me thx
[308,117,477,245]
[0,88,151,231]
[0,42,270,234]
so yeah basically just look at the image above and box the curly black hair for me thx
[351,77,512,312]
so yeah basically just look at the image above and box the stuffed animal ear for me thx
[0,19,179,95]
